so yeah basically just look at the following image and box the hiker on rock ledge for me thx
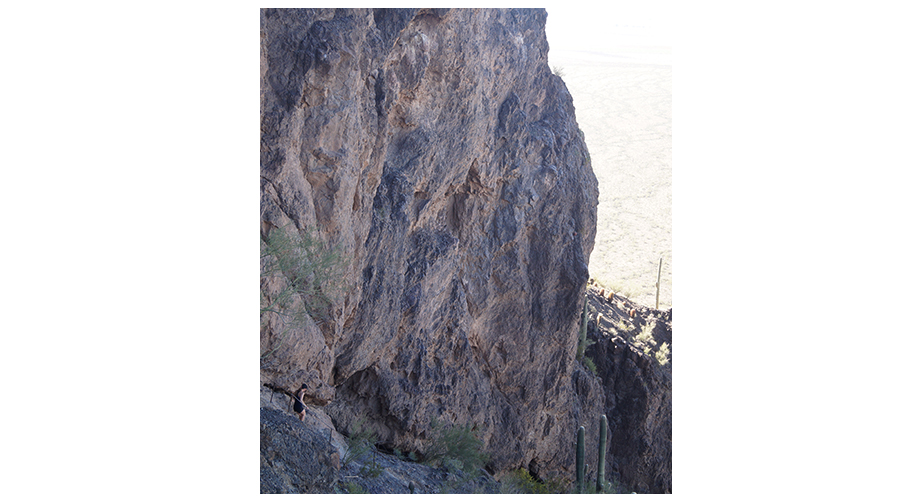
[292,384,308,421]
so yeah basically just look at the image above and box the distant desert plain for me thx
[549,40,672,310]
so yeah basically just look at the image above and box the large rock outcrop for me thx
[260,7,605,482]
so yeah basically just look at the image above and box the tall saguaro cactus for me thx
[596,415,608,493]
[576,425,585,493]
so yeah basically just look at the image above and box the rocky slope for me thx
[261,386,503,494]
[583,282,672,493]
[259,283,672,494]
[260,7,669,493]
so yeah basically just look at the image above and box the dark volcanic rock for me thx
[583,284,672,493]
[260,407,339,493]
[260,6,670,489]
[260,401,503,494]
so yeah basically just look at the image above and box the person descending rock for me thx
[292,384,309,421]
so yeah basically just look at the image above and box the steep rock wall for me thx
[260,8,600,479]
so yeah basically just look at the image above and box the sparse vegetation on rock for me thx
[259,225,348,365]
[499,468,569,494]
[423,419,488,475]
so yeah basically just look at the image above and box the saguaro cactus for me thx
[596,415,608,493]
[576,425,585,493]
[577,294,588,360]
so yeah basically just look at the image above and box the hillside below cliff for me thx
[260,7,670,494]
[260,282,671,493]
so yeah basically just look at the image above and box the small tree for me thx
[260,225,348,362]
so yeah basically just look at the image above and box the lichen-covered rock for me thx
[260,7,601,481]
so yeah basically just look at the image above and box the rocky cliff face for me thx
[260,8,666,491]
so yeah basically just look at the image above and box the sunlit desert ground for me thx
[550,45,672,309]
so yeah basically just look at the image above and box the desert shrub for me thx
[631,322,657,357]
[343,418,377,467]
[629,322,670,367]
[542,474,569,494]
[656,342,670,366]
[360,461,383,478]
[424,419,488,474]
[444,457,464,473]
[633,322,655,346]
[392,447,418,463]
[500,468,569,494]
[615,320,632,334]
[342,481,366,494]
[500,468,544,494]
[345,418,383,478]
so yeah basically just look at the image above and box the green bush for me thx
[424,419,488,474]
[655,341,670,366]
[344,418,383,478]
[627,322,670,367]
[343,418,377,467]
[342,481,366,494]
[500,468,569,494]
[631,322,656,358]
[360,462,383,478]
[633,323,655,347]
[260,225,348,362]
